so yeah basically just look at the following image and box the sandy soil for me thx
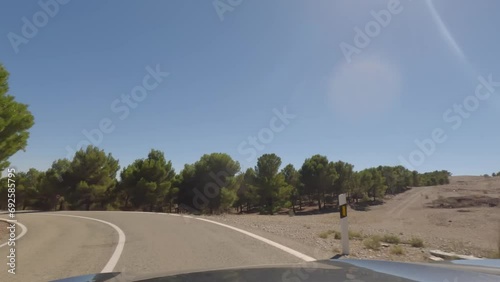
[202,176,500,262]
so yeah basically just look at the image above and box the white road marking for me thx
[191,217,316,262]
[23,211,315,266]
[98,211,316,262]
[38,214,126,273]
[0,218,28,248]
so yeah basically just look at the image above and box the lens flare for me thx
[425,0,478,77]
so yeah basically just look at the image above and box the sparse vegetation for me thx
[324,230,362,240]
[382,234,401,244]
[408,237,424,248]
[349,230,363,240]
[334,231,341,240]
[318,232,329,239]
[390,245,405,255]
[363,235,382,250]
[495,222,500,258]
[318,230,336,239]
[486,251,500,259]
[429,195,499,209]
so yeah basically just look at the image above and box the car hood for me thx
[50,259,500,282]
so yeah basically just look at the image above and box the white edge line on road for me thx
[0,218,28,248]
[94,211,316,262]
[23,211,315,263]
[38,214,126,273]
[192,217,316,262]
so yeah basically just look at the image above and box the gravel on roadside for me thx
[199,213,493,263]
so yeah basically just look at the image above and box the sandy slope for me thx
[203,176,500,262]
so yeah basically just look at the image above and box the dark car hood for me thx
[51,259,500,282]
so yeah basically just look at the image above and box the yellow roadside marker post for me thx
[339,194,350,255]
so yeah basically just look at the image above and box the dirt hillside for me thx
[203,176,500,262]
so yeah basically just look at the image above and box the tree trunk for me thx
[124,194,130,210]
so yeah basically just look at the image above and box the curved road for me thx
[0,211,314,281]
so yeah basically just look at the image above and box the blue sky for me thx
[1,0,500,176]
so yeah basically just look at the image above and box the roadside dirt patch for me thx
[202,176,500,262]
[428,195,499,208]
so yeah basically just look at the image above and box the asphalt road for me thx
[0,211,312,282]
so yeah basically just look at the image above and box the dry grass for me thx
[201,176,500,263]
[390,245,405,255]
[408,237,424,248]
[348,230,363,240]
[486,251,500,259]
[494,222,500,258]
[429,195,499,208]
[318,230,336,239]
[318,231,329,239]
[382,234,401,244]
[319,229,364,240]
[334,231,341,240]
[484,222,500,258]
[363,235,382,250]
[498,223,500,256]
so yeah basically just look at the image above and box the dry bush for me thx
[408,237,424,248]
[363,235,382,250]
[349,230,363,240]
[390,245,405,255]
[382,234,401,244]
[318,230,336,239]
